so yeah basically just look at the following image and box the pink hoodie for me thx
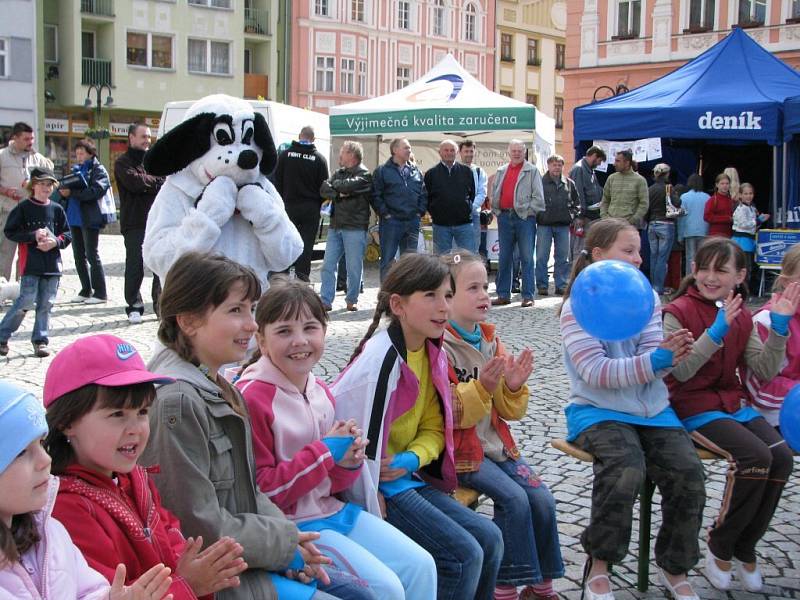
[236,356,361,522]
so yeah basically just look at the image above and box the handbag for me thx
[664,184,685,218]
[98,187,117,225]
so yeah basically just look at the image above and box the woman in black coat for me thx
[58,138,109,303]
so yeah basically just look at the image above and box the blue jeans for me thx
[385,485,503,600]
[433,223,476,254]
[683,236,703,276]
[0,275,60,345]
[379,217,420,280]
[535,225,571,291]
[648,221,676,293]
[320,229,367,305]
[315,509,436,600]
[272,567,375,600]
[472,211,482,254]
[496,211,536,300]
[459,457,564,585]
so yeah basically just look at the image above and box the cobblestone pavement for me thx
[1,234,797,599]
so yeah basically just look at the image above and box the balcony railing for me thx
[81,0,114,17]
[82,57,112,86]
[244,7,270,35]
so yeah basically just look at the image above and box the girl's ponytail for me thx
[350,291,390,363]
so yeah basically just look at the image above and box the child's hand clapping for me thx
[659,328,694,366]
[338,431,368,469]
[503,348,533,392]
[286,532,332,585]
[771,281,800,316]
[109,562,173,600]
[720,291,744,326]
[478,356,505,394]
[176,536,247,596]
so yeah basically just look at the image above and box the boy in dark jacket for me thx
[0,167,71,357]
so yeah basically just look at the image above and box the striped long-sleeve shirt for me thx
[560,292,681,440]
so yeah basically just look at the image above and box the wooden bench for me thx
[551,439,721,592]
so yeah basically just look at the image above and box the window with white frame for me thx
[792,0,800,19]
[358,60,367,96]
[188,39,231,75]
[127,32,173,69]
[315,56,335,92]
[351,0,364,21]
[315,0,330,17]
[188,0,232,7]
[44,25,58,63]
[397,66,411,89]
[433,0,445,36]
[464,4,477,41]
[0,39,7,78]
[688,0,714,30]
[738,0,766,25]
[398,0,411,30]
[616,0,641,37]
[341,58,355,94]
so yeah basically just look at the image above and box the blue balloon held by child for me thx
[570,259,655,342]
[779,384,800,452]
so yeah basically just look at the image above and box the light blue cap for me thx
[0,380,48,474]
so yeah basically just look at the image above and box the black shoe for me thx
[537,287,549,296]
[33,343,49,358]
[336,282,347,292]
[511,283,521,294]
[555,288,567,296]
[0,342,8,356]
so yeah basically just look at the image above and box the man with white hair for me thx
[491,140,544,307]
[424,139,476,253]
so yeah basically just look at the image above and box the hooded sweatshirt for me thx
[236,355,361,522]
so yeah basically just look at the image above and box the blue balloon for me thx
[779,384,800,452]
[570,260,655,342]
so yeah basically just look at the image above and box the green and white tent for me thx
[329,54,554,174]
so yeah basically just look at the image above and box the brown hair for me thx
[0,514,39,566]
[158,252,261,363]
[241,277,328,372]
[558,218,637,315]
[687,173,704,192]
[672,237,748,301]
[715,172,731,188]
[350,254,449,362]
[74,138,97,157]
[440,249,485,294]
[774,243,800,293]
[44,383,155,475]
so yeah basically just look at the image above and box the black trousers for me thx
[286,203,321,282]
[70,226,107,299]
[122,228,161,316]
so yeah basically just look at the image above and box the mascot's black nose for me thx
[238,150,258,170]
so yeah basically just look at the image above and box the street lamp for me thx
[84,84,114,117]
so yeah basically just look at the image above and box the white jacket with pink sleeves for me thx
[0,476,110,600]
[236,355,361,522]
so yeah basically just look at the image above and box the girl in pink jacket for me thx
[236,280,436,600]
[0,381,173,600]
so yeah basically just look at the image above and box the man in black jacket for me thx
[273,126,329,282]
[536,154,579,296]
[318,141,372,312]
[114,123,165,323]
[424,139,476,254]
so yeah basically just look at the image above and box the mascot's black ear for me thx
[143,113,217,176]
[253,112,277,176]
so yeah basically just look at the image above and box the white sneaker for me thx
[735,560,763,592]
[84,297,107,305]
[127,312,143,325]
[703,551,732,591]
[70,295,88,303]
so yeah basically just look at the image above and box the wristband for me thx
[650,347,674,371]
[707,308,729,344]
[321,436,354,463]
[389,451,420,474]
[770,311,791,336]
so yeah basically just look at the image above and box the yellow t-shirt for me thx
[386,346,445,467]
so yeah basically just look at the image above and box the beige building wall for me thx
[495,0,567,154]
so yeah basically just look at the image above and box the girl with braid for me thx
[332,253,503,600]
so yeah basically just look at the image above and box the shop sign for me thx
[72,122,90,134]
[145,117,160,128]
[45,118,69,133]
[110,123,131,137]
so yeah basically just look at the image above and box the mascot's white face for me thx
[188,110,262,186]
[143,94,277,186]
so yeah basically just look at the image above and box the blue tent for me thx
[785,94,800,140]
[574,28,800,147]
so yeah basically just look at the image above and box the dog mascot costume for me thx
[142,94,303,288]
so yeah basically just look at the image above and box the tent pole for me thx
[783,142,788,228]
[773,146,779,227]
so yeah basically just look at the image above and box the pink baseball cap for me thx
[43,335,174,407]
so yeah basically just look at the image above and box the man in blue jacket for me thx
[372,138,427,280]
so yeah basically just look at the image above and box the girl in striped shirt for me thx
[558,218,705,600]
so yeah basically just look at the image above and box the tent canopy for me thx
[329,55,539,143]
[574,28,800,147]
[785,95,800,140]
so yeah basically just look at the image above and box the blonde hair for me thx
[724,167,740,201]
[775,244,800,293]
[740,182,754,194]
